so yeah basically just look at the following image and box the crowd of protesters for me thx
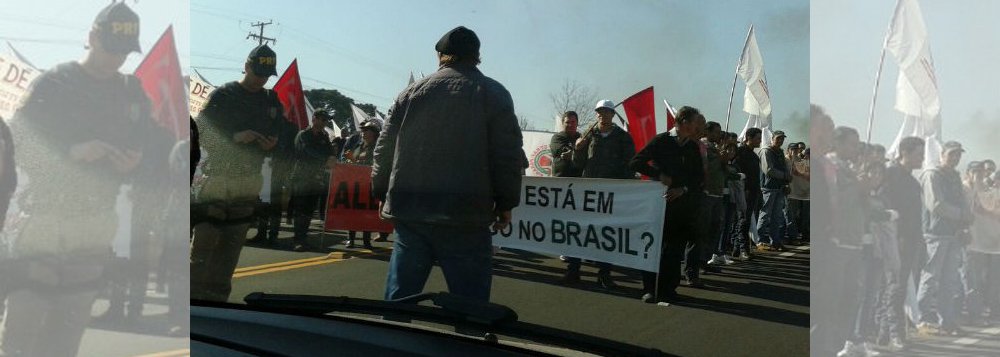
[811,104,1000,357]
[551,103,811,303]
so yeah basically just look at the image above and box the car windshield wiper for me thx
[241,292,671,357]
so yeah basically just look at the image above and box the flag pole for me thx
[726,24,754,132]
[866,0,903,145]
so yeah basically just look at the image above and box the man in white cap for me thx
[564,99,636,289]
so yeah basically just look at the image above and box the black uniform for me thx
[291,127,332,244]
[191,80,284,302]
[4,60,152,356]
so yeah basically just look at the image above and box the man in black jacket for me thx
[372,26,523,303]
[630,106,705,304]
[733,128,762,259]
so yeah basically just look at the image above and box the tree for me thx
[550,79,598,131]
[518,113,534,131]
[304,89,384,132]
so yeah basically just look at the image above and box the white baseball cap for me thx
[595,99,616,112]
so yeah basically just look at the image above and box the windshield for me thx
[186,0,810,355]
[0,1,191,356]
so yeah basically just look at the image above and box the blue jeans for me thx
[384,221,494,302]
[786,199,808,242]
[916,236,964,330]
[757,189,787,246]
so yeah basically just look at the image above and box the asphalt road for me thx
[224,219,810,357]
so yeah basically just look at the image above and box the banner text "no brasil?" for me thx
[493,219,656,259]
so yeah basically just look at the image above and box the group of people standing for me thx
[812,105,1000,357]
[549,102,810,304]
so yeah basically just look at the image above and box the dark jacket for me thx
[735,144,762,194]
[574,125,636,180]
[882,163,923,242]
[371,64,523,227]
[630,133,704,202]
[292,127,332,191]
[197,81,284,177]
[549,131,582,177]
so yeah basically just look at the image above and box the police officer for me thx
[2,3,150,355]
[190,44,284,302]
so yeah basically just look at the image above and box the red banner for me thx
[134,25,187,139]
[621,86,656,153]
[324,164,394,233]
[273,59,309,129]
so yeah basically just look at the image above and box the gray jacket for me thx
[758,146,791,190]
[920,167,972,237]
[371,64,523,227]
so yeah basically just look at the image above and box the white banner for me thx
[0,52,39,120]
[523,130,555,177]
[188,69,214,118]
[491,176,666,272]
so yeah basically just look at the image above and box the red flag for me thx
[273,59,309,129]
[134,25,187,139]
[663,99,677,132]
[621,86,656,152]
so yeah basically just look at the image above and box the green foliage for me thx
[304,89,385,132]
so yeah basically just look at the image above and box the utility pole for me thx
[247,20,275,46]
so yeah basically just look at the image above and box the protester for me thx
[1,3,150,355]
[343,119,386,249]
[702,122,737,268]
[630,106,705,303]
[373,26,523,303]
[290,110,335,251]
[915,141,972,337]
[787,142,810,245]
[722,132,748,261]
[875,136,925,351]
[967,157,1000,326]
[190,44,283,302]
[734,128,763,260]
[566,99,636,289]
[757,130,791,251]
[549,111,587,284]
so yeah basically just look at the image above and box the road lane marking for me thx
[134,349,190,357]
[953,337,980,345]
[233,249,388,279]
[234,254,342,273]
[779,252,796,257]
[982,327,1000,335]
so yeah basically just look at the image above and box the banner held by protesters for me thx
[491,176,666,272]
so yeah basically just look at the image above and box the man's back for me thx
[372,64,523,227]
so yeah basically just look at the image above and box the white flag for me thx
[737,25,772,120]
[350,103,371,132]
[887,0,939,119]
[885,0,942,169]
[522,130,555,177]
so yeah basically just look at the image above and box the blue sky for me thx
[812,0,1000,162]
[188,0,808,135]
[0,1,190,74]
